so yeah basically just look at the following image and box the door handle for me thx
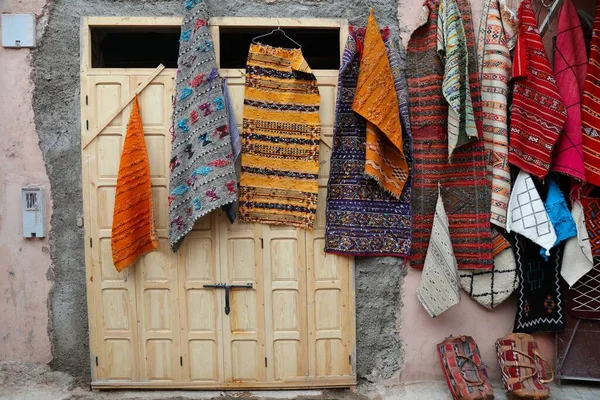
[203,283,253,315]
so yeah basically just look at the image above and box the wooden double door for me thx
[81,63,355,388]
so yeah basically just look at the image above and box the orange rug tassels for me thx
[111,96,158,271]
[352,10,409,199]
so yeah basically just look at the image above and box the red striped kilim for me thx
[407,0,492,270]
[582,4,600,187]
[508,0,567,179]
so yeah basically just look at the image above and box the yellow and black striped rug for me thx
[239,43,321,229]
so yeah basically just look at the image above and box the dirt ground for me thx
[2,362,600,400]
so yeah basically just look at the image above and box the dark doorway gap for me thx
[219,27,340,69]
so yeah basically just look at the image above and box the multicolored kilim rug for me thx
[324,26,412,257]
[353,11,408,199]
[508,0,567,179]
[551,0,588,181]
[477,0,518,228]
[492,228,510,257]
[111,96,158,271]
[438,0,480,157]
[581,4,600,187]
[407,0,492,270]
[512,234,565,333]
[239,43,321,229]
[169,0,237,251]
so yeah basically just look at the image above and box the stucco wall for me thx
[0,0,53,364]
[22,0,560,386]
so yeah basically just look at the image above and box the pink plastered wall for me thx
[396,0,554,383]
[0,0,53,363]
[400,269,554,382]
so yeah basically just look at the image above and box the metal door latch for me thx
[203,283,253,315]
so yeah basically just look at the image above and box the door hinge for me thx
[265,357,268,367]
[260,238,264,249]
[180,356,183,366]
[86,120,89,130]
[89,238,92,248]
[349,355,352,365]
[85,95,88,105]
[95,356,98,366]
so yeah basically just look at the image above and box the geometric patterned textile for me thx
[417,193,460,318]
[560,200,594,287]
[506,170,556,257]
[512,234,565,334]
[496,333,552,399]
[407,0,493,271]
[581,4,600,187]
[581,194,600,257]
[551,0,588,181]
[568,258,600,320]
[437,335,495,400]
[324,27,412,257]
[437,0,479,157]
[508,0,567,179]
[111,96,159,271]
[477,0,518,228]
[353,11,408,199]
[460,246,519,310]
[169,0,237,251]
[239,43,320,229]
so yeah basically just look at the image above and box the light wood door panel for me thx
[82,65,355,388]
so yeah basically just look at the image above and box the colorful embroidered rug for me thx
[438,0,480,157]
[512,234,565,333]
[407,0,492,270]
[477,0,518,228]
[352,11,408,199]
[561,200,594,287]
[169,0,237,251]
[509,0,567,179]
[582,195,600,256]
[551,0,588,181]
[460,245,519,310]
[507,171,556,256]
[239,43,320,229]
[111,96,158,271]
[417,192,460,318]
[324,27,412,257]
[581,4,600,187]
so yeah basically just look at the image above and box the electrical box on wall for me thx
[2,14,36,48]
[22,186,45,238]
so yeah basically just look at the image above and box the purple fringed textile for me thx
[324,27,412,257]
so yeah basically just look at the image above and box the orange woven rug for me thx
[111,96,158,271]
